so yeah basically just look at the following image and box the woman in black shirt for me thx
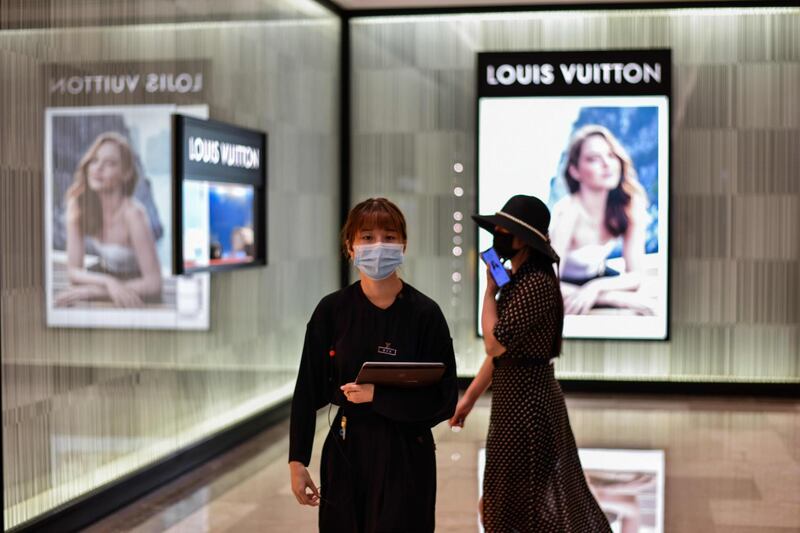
[288,197,458,533]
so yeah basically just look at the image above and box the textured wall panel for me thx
[673,129,737,196]
[672,195,731,259]
[736,130,800,194]
[732,195,799,260]
[672,259,738,326]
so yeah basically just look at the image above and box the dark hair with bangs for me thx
[341,197,407,257]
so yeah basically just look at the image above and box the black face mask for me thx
[493,232,519,259]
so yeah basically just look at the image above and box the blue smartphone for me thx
[480,247,511,288]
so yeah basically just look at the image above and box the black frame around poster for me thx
[172,114,268,275]
[475,49,672,341]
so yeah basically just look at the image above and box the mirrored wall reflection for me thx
[0,0,341,528]
[349,7,800,383]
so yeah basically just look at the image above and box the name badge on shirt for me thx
[377,342,397,356]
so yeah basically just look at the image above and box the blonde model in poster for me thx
[56,132,162,308]
[549,125,655,316]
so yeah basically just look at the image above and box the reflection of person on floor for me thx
[229,226,254,259]
[586,472,657,533]
[55,132,162,308]
[549,125,655,315]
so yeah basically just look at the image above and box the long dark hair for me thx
[563,125,645,237]
[525,250,564,357]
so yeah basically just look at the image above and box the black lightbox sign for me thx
[477,48,671,340]
[478,49,671,98]
[173,115,267,274]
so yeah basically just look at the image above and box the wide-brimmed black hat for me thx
[472,195,559,263]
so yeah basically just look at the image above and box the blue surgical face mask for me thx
[353,243,405,280]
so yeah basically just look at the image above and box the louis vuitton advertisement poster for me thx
[45,105,211,329]
[477,50,671,340]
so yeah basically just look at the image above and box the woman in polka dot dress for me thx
[450,195,611,533]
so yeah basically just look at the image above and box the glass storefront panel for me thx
[349,7,800,382]
[1,0,341,528]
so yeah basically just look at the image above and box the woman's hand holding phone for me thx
[485,265,499,296]
[480,247,510,293]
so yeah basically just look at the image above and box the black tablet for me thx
[355,361,446,388]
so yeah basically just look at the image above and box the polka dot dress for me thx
[483,260,611,533]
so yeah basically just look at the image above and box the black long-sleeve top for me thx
[289,281,458,466]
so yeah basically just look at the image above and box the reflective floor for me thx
[85,392,800,533]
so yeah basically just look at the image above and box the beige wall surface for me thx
[1,0,340,528]
[349,7,800,383]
